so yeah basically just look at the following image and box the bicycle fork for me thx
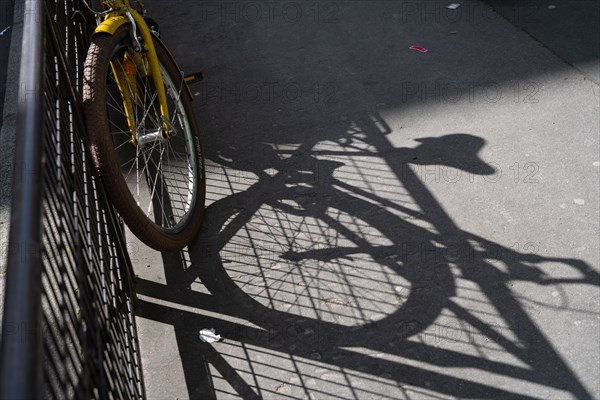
[95,3,170,144]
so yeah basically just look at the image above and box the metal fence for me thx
[0,0,145,398]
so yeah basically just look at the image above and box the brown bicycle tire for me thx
[83,26,205,251]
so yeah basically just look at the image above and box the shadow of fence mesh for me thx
[1,0,144,398]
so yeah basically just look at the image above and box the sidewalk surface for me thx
[129,1,600,398]
[0,0,598,399]
[0,0,18,323]
[0,0,15,123]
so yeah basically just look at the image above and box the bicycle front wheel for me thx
[83,25,205,251]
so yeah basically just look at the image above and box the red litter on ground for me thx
[409,45,428,53]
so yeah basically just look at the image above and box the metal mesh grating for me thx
[1,0,144,398]
[41,1,144,397]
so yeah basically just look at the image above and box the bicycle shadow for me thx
[136,128,599,399]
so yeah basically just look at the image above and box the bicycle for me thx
[82,0,205,251]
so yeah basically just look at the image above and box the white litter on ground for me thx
[199,328,222,343]
[447,3,461,10]
[0,26,11,36]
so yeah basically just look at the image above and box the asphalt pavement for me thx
[485,0,599,83]
[0,0,17,324]
[0,0,598,399]
[0,0,15,123]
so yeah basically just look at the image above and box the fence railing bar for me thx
[0,0,45,398]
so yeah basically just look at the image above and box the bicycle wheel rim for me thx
[106,44,200,233]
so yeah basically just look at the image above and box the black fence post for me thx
[0,0,44,398]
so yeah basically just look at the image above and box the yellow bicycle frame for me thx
[94,0,170,143]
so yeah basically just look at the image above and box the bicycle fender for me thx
[93,15,129,37]
[151,33,193,101]
[92,18,193,100]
